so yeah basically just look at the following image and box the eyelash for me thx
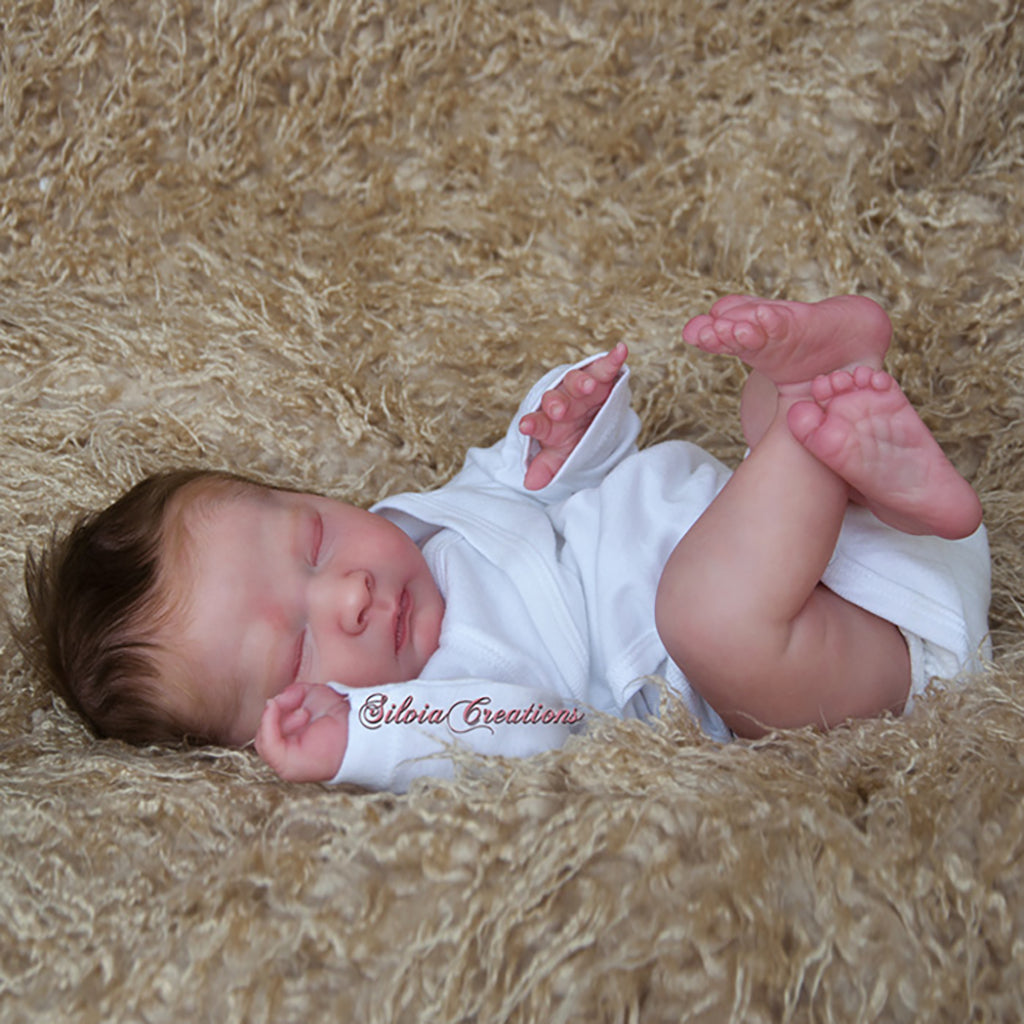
[310,511,324,566]
[291,630,308,682]
[293,511,324,682]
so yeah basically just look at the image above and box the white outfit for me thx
[327,358,991,792]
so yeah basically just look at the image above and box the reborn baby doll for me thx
[26,296,990,792]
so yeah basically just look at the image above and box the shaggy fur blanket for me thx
[2,1,1023,1020]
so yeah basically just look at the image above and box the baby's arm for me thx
[519,343,628,491]
[254,682,349,783]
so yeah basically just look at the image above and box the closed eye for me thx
[291,627,310,683]
[310,510,324,566]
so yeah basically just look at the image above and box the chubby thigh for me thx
[555,440,990,732]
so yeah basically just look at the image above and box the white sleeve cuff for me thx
[325,680,584,793]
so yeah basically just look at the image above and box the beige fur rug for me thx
[3,1,1024,1020]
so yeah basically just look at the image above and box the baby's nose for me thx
[326,569,374,635]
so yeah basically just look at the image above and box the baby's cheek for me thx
[253,599,291,632]
[224,698,264,748]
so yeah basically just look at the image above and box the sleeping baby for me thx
[25,295,991,792]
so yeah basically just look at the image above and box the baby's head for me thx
[24,470,262,747]
[25,471,444,749]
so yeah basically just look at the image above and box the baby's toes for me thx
[730,320,763,347]
[682,314,714,346]
[752,303,788,339]
[786,400,829,448]
[810,369,856,403]
[855,367,895,392]
[709,294,759,317]
[712,318,743,350]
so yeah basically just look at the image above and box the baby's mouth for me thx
[394,588,410,655]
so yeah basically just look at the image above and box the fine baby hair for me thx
[24,467,260,746]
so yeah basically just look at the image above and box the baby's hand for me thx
[255,682,349,783]
[519,343,628,490]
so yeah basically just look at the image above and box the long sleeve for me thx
[326,679,584,793]
[449,354,641,505]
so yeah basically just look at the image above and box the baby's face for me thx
[165,485,445,746]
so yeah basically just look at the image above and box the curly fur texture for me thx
[2,1,1023,1020]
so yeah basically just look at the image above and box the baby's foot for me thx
[787,367,983,539]
[682,295,892,386]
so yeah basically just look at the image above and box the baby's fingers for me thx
[254,697,286,764]
[278,703,313,738]
[523,449,562,491]
[254,693,339,783]
[255,687,306,750]
[519,407,560,443]
[550,344,627,411]
[584,342,629,384]
[272,681,308,713]
[557,367,598,405]
[550,343,628,420]
[539,384,576,424]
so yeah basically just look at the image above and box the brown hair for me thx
[23,469,258,746]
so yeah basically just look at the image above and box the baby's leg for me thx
[655,394,912,737]
[661,296,913,736]
[738,370,778,448]
[788,368,983,540]
[726,301,983,539]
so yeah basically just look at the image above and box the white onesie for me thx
[327,358,991,792]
